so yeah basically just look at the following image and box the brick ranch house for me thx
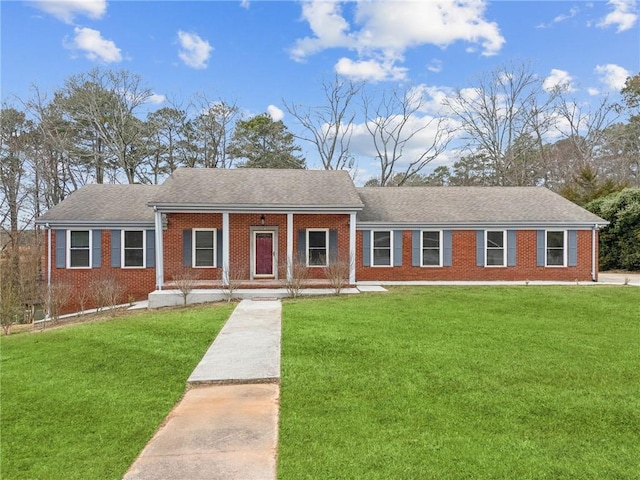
[36,168,607,311]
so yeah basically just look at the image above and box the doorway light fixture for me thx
[260,214,265,226]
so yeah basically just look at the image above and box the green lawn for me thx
[279,287,640,479]
[1,304,234,480]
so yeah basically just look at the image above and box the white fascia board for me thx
[355,221,609,230]
[149,203,363,214]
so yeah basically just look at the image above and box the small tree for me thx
[172,269,200,307]
[323,254,352,295]
[0,280,22,335]
[89,273,125,314]
[219,264,245,303]
[42,281,73,324]
[281,257,309,298]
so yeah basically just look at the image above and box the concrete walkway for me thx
[124,299,281,480]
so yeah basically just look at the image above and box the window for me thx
[193,229,216,267]
[486,230,506,267]
[372,231,392,266]
[123,230,145,268]
[68,230,91,268]
[546,230,566,266]
[307,230,328,267]
[421,231,441,267]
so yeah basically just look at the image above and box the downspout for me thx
[46,223,51,288]
[591,224,597,282]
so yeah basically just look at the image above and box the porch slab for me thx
[148,287,361,309]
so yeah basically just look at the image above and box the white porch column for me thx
[349,212,357,284]
[287,213,294,282]
[154,209,164,290]
[47,225,52,287]
[222,212,230,285]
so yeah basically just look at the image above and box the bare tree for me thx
[191,94,239,168]
[322,254,352,295]
[281,257,309,298]
[42,281,73,324]
[444,62,558,186]
[363,86,452,186]
[60,68,154,184]
[285,76,361,171]
[172,269,200,306]
[219,264,245,302]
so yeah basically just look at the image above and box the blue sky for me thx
[1,0,638,176]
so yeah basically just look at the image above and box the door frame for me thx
[251,227,278,279]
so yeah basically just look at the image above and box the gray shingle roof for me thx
[356,187,607,226]
[148,168,363,210]
[36,185,160,225]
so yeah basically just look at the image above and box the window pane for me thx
[487,231,504,248]
[547,231,564,248]
[70,231,90,248]
[373,248,391,266]
[308,231,327,248]
[125,231,144,248]
[547,249,564,266]
[422,249,440,266]
[423,231,439,248]
[486,249,505,266]
[195,249,214,267]
[124,249,144,267]
[195,231,214,249]
[70,249,89,267]
[309,249,326,266]
[373,231,391,248]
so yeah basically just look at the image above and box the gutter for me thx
[46,223,51,288]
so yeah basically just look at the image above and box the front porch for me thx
[147,282,386,309]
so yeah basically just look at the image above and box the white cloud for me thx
[335,57,407,82]
[543,69,575,92]
[177,31,213,69]
[267,105,284,121]
[69,27,122,63]
[291,0,504,81]
[427,59,443,73]
[595,63,630,90]
[240,0,250,9]
[31,0,107,24]
[597,0,638,32]
[147,93,166,104]
[554,6,580,23]
[587,87,600,96]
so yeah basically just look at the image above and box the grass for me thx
[1,304,234,480]
[279,286,640,479]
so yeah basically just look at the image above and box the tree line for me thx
[1,64,639,328]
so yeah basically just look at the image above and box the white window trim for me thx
[306,228,329,267]
[192,228,217,268]
[420,230,443,267]
[485,230,507,267]
[67,229,92,269]
[371,230,393,267]
[121,230,146,269]
[545,230,567,267]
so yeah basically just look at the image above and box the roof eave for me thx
[35,220,156,229]
[356,220,609,229]
[148,202,364,213]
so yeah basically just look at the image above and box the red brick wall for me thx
[165,212,351,280]
[356,229,597,282]
[46,229,156,314]
[44,222,598,314]
[163,213,223,281]
[293,214,352,279]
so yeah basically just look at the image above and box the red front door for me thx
[255,232,274,277]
